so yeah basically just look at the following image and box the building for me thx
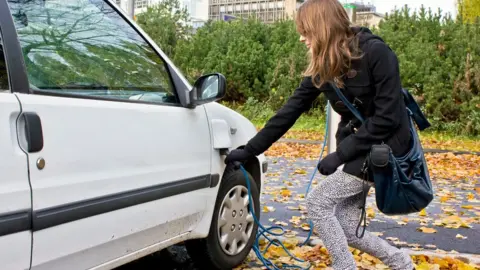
[209,0,302,24]
[343,2,385,28]
[114,0,209,27]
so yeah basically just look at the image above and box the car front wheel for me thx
[186,166,260,269]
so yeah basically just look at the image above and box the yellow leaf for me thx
[281,189,292,197]
[419,209,428,216]
[282,238,299,249]
[467,193,475,201]
[263,206,276,212]
[416,262,433,270]
[440,196,449,203]
[300,223,311,231]
[417,227,437,234]
[294,169,307,175]
[461,205,474,209]
[284,231,298,238]
[456,234,467,239]
[367,207,376,218]
[275,221,288,226]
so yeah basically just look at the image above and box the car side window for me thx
[0,29,8,91]
[7,0,179,105]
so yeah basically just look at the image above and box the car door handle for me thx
[21,112,44,153]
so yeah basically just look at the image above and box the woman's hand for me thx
[224,148,254,164]
[318,152,343,175]
[336,121,355,143]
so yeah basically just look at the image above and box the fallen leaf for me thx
[275,221,288,226]
[419,209,428,216]
[289,216,302,225]
[417,227,437,234]
[281,189,292,197]
[461,205,474,209]
[455,234,467,239]
[263,206,275,213]
[294,168,307,175]
[386,237,399,241]
[284,231,298,238]
[300,223,311,231]
[367,207,376,218]
[440,196,449,203]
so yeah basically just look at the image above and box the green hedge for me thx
[138,5,480,136]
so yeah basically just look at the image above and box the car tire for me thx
[186,166,260,270]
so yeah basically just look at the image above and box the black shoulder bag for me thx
[330,83,435,237]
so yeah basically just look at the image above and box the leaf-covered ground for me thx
[278,130,480,153]
[237,244,480,270]
[119,138,480,270]
[236,145,480,269]
[265,142,480,181]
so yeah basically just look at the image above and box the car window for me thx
[7,0,178,104]
[0,29,8,90]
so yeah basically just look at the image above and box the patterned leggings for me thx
[306,169,413,270]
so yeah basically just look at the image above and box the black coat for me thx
[244,27,412,178]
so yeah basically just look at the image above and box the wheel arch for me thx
[236,146,261,190]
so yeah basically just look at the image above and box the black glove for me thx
[336,121,355,143]
[317,152,343,176]
[224,148,254,165]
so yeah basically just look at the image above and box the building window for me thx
[136,0,148,8]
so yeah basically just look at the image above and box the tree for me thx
[458,0,480,23]
[135,0,192,59]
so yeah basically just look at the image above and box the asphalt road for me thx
[117,156,480,269]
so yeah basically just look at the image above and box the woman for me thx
[224,0,415,269]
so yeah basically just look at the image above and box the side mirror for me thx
[187,73,226,108]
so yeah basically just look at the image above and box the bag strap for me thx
[330,82,365,123]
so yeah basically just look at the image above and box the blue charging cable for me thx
[236,102,331,269]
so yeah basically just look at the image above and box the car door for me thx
[0,7,32,270]
[6,0,212,269]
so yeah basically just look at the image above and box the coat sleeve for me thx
[336,40,405,162]
[245,77,323,156]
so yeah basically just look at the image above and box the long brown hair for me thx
[296,0,362,88]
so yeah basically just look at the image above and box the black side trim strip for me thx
[209,174,220,188]
[0,0,30,93]
[33,175,211,231]
[0,209,31,237]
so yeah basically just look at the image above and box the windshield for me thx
[7,0,177,102]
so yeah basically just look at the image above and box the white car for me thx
[0,0,267,269]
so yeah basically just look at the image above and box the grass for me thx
[226,102,480,153]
